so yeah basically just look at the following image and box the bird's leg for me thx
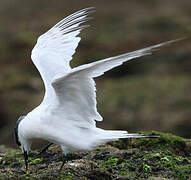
[59,157,67,173]
[39,143,53,155]
[23,150,29,174]
[58,151,69,174]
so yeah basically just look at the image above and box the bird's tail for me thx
[95,129,158,145]
[104,130,157,140]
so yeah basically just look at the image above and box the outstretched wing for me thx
[31,7,95,104]
[51,39,179,128]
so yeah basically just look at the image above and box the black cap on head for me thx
[14,116,25,146]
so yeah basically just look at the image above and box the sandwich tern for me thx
[14,7,180,173]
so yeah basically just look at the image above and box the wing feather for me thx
[31,7,95,104]
[52,39,179,127]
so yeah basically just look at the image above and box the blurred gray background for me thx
[0,0,191,148]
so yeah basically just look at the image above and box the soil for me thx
[0,131,191,180]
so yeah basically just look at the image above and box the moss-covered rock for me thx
[0,131,191,180]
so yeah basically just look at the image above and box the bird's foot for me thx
[26,169,30,174]
[58,156,68,174]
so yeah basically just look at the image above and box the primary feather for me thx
[31,7,95,105]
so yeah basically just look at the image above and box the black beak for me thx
[23,150,29,174]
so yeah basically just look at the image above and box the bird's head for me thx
[14,115,30,174]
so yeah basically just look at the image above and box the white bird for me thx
[14,7,180,173]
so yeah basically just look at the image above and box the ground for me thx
[0,131,191,180]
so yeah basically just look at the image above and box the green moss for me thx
[131,131,190,153]
[0,149,23,169]
[101,157,119,168]
[28,157,43,165]
[7,150,18,157]
[0,131,191,179]
[95,147,101,151]
[143,163,152,175]
[108,131,191,179]
[18,173,33,179]
[60,172,75,180]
